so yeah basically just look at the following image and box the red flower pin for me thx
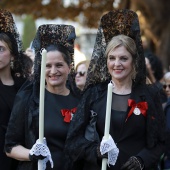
[126,99,148,122]
[61,107,77,123]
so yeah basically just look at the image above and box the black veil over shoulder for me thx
[65,9,166,170]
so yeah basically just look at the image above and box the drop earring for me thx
[10,60,14,69]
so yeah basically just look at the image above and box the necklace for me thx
[111,80,131,95]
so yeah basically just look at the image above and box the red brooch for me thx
[61,107,77,123]
[126,99,148,122]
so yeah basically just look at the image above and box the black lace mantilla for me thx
[32,24,75,68]
[84,9,146,90]
[0,9,23,52]
[0,9,31,78]
[30,24,79,118]
[32,24,76,85]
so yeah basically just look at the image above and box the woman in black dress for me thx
[0,9,32,170]
[5,24,81,170]
[65,9,166,170]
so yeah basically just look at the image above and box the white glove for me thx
[100,135,119,166]
[29,137,53,169]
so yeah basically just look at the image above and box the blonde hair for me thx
[105,34,137,58]
[164,72,170,80]
[75,60,90,72]
[105,34,138,80]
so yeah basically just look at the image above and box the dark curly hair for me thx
[145,52,164,81]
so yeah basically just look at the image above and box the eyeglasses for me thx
[75,71,86,77]
[163,84,170,89]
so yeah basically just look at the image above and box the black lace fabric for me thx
[32,24,76,83]
[0,9,23,52]
[0,9,31,78]
[32,24,75,66]
[84,9,146,90]
[30,24,78,114]
[65,9,166,170]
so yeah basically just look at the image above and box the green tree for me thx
[22,15,36,50]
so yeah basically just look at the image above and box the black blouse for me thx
[0,83,17,170]
[44,90,79,169]
[0,77,26,170]
[5,84,80,170]
[91,91,146,169]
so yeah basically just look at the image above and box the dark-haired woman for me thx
[0,9,32,170]
[5,24,80,170]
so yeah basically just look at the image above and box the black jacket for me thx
[65,82,166,170]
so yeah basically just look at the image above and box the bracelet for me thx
[131,156,144,170]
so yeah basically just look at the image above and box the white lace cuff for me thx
[100,135,119,166]
[29,137,53,169]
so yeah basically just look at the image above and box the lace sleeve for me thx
[145,84,166,147]
[64,86,101,169]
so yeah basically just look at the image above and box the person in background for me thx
[75,60,90,91]
[145,57,156,84]
[65,9,166,170]
[0,9,32,170]
[23,51,34,76]
[5,24,81,170]
[145,52,167,106]
[162,72,170,169]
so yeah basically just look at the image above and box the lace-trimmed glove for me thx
[121,156,144,170]
[29,137,53,169]
[100,135,119,166]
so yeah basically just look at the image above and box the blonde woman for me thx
[75,60,90,91]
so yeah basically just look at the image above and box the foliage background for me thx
[1,0,170,70]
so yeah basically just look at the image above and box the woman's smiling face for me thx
[45,50,70,89]
[107,45,133,82]
[0,40,13,71]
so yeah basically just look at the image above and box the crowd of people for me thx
[0,7,170,170]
